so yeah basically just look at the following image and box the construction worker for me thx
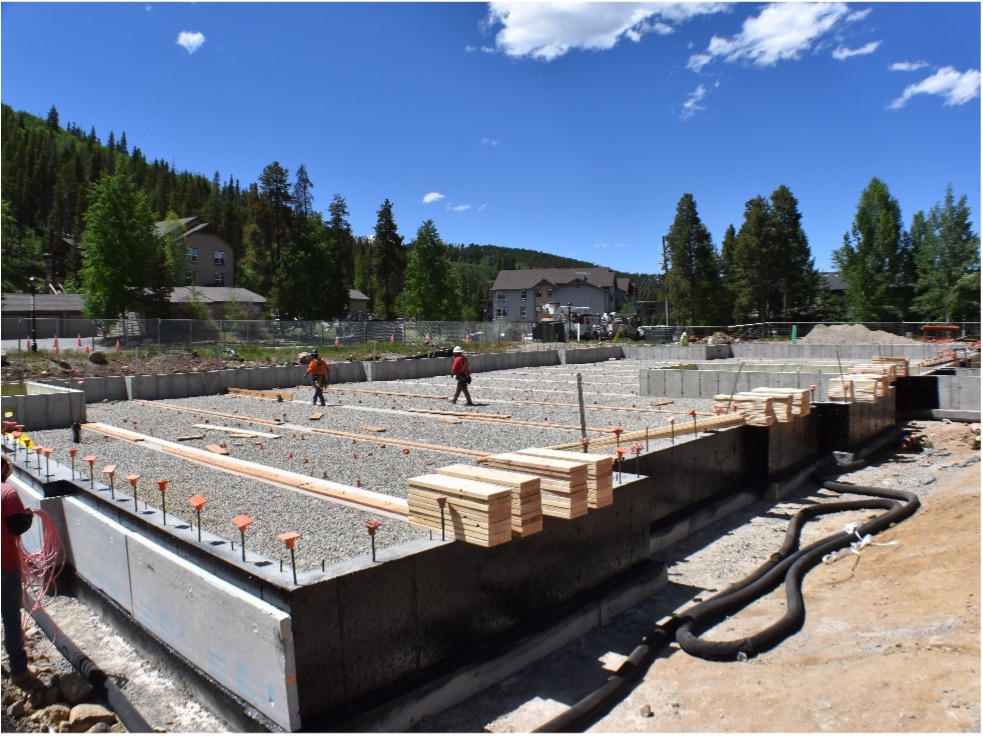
[305,349,330,406]
[2,456,36,685]
[450,346,475,406]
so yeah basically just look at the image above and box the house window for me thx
[495,307,508,319]
[213,272,225,286]
[187,247,198,263]
[496,291,507,302]
[520,307,527,320]
[214,250,225,266]
[185,271,196,285]
[547,288,553,297]
[535,289,542,297]
[520,290,527,301]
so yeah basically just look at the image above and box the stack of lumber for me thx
[713,392,788,426]
[748,387,813,417]
[480,452,589,519]
[514,448,613,508]
[827,378,855,402]
[871,356,909,378]
[852,363,897,383]
[436,464,543,537]
[407,474,513,547]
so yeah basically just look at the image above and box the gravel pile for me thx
[800,323,916,345]
[27,360,713,575]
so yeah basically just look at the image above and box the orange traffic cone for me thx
[390,334,395,344]
[424,334,430,345]
[84,345,90,354]
[76,333,82,346]
[115,339,120,353]
[334,335,340,347]
[53,336,60,355]
[465,334,471,344]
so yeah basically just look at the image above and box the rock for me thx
[639,703,653,717]
[956,455,980,468]
[88,351,108,366]
[920,475,936,485]
[69,703,116,732]
[86,721,111,732]
[7,699,27,717]
[58,672,94,705]
[44,682,61,705]
[41,703,71,725]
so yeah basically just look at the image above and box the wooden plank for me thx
[227,387,294,402]
[550,413,746,451]
[360,425,387,433]
[407,407,512,419]
[408,490,512,515]
[203,444,230,455]
[408,473,512,501]
[175,434,205,442]
[438,418,464,425]
[437,464,541,494]
[309,412,324,421]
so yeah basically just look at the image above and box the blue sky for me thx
[2,1,979,274]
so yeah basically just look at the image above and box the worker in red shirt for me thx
[450,346,475,406]
[305,349,330,406]
[2,455,35,684]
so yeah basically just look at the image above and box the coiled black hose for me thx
[534,480,919,732]
[26,597,154,733]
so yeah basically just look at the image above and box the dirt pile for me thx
[800,323,916,345]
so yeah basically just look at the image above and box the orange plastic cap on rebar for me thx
[125,474,140,487]
[103,464,117,476]
[615,447,626,459]
[155,480,169,493]
[232,514,254,532]
[187,494,207,511]
[68,448,78,458]
[277,532,301,549]
[43,448,53,458]
[84,455,96,467]
[363,519,383,535]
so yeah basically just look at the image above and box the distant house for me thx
[168,286,266,320]
[348,289,370,319]
[820,271,845,295]
[157,217,235,288]
[489,268,634,322]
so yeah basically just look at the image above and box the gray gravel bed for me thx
[27,363,713,571]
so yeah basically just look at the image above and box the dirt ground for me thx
[417,418,981,733]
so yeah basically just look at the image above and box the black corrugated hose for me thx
[533,480,919,732]
[26,596,154,733]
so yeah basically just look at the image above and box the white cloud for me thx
[486,2,729,61]
[680,83,710,120]
[176,31,206,54]
[448,204,472,212]
[888,66,981,109]
[594,242,628,249]
[890,60,929,72]
[422,192,445,204]
[688,2,856,72]
[832,40,880,61]
[481,136,499,146]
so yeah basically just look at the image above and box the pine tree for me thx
[833,177,910,321]
[912,185,981,322]
[327,194,355,288]
[664,194,723,325]
[80,172,159,317]
[769,185,819,318]
[396,220,461,320]
[370,199,405,319]
[730,196,778,322]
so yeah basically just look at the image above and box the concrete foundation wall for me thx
[0,383,86,430]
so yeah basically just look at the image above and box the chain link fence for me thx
[4,316,979,353]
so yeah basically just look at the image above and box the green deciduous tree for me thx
[833,177,912,321]
[664,194,723,325]
[79,172,159,317]
[396,220,461,320]
[912,185,981,322]
[370,199,405,319]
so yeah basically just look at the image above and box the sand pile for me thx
[800,323,915,345]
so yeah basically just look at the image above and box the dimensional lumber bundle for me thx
[514,448,613,509]
[407,474,513,547]
[748,387,813,417]
[436,464,543,537]
[827,378,855,402]
[871,356,909,378]
[480,452,589,519]
[843,373,888,400]
[852,363,897,383]
[713,392,790,426]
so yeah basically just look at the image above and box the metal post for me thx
[577,373,587,448]
[29,278,39,352]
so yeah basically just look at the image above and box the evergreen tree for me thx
[833,177,911,320]
[257,161,293,280]
[664,194,723,325]
[396,220,461,320]
[145,212,190,318]
[769,185,819,318]
[912,185,981,322]
[730,196,779,322]
[79,172,159,317]
[327,194,355,288]
[292,164,314,219]
[370,199,405,319]
[719,224,737,323]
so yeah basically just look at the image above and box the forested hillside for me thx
[2,103,647,320]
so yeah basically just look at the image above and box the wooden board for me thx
[360,425,387,433]
[175,434,205,442]
[226,387,294,401]
[309,412,324,421]
[203,444,230,455]
[436,464,541,495]
[408,473,512,501]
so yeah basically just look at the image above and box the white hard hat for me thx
[453,346,463,353]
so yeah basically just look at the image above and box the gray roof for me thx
[349,289,369,301]
[170,287,266,304]
[1,292,84,313]
[820,271,845,291]
[491,267,621,291]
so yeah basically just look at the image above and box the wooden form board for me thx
[550,413,746,452]
[407,473,514,547]
[479,453,588,519]
[82,422,409,516]
[713,393,789,426]
[871,356,909,378]
[226,387,294,402]
[192,425,282,439]
[747,387,813,416]
[134,400,285,427]
[513,448,613,508]
[852,363,897,383]
[436,463,543,538]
